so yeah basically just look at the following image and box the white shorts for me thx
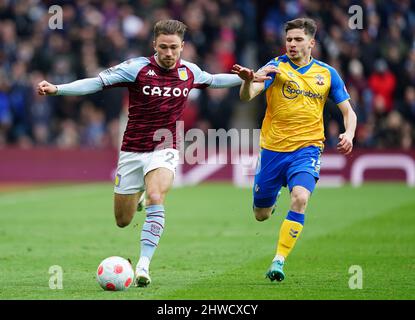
[114,148,179,194]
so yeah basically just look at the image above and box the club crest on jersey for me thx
[315,74,324,86]
[115,173,121,187]
[178,67,188,81]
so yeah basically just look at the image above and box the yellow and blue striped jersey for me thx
[259,54,350,152]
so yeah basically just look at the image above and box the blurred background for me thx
[0,0,414,184]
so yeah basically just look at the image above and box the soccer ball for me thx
[96,256,134,291]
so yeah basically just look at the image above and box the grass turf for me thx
[0,183,414,300]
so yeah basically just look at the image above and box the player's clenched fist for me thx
[37,80,57,96]
[337,133,354,155]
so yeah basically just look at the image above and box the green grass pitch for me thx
[0,182,414,300]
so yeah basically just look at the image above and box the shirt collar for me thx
[287,56,314,74]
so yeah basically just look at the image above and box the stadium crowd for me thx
[0,0,414,150]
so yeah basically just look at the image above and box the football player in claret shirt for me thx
[232,18,357,282]
[37,20,266,287]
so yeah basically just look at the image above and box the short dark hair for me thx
[153,19,187,40]
[284,18,317,38]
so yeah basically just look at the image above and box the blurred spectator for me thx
[397,86,415,126]
[375,111,405,149]
[325,120,340,149]
[347,59,367,97]
[356,121,376,148]
[372,94,388,123]
[56,119,79,149]
[9,61,32,144]
[348,85,366,124]
[0,0,414,150]
[0,70,11,147]
[79,101,107,148]
[368,59,396,113]
[401,122,413,150]
[405,49,415,87]
[29,71,52,145]
[198,88,236,131]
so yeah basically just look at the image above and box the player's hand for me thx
[37,80,58,96]
[254,65,281,82]
[231,64,254,82]
[337,133,353,155]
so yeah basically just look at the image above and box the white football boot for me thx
[135,266,151,287]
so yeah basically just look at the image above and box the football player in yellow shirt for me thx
[232,18,357,282]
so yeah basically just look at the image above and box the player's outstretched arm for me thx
[37,77,103,96]
[231,64,264,101]
[337,100,357,155]
[208,73,243,88]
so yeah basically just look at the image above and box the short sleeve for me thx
[181,60,213,88]
[98,57,149,87]
[261,58,280,91]
[328,67,350,104]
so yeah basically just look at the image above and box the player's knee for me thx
[290,191,309,212]
[253,208,272,221]
[253,196,274,221]
[115,217,130,228]
[255,213,269,222]
[147,191,163,205]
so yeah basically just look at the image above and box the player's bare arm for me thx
[337,100,357,155]
[232,64,280,101]
[232,64,279,101]
[231,64,258,101]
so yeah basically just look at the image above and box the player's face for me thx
[285,29,315,63]
[153,34,184,69]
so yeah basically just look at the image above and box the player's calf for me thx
[114,193,140,228]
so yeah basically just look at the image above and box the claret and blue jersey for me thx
[98,55,214,153]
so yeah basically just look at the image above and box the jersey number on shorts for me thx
[165,152,175,165]
[311,158,321,173]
